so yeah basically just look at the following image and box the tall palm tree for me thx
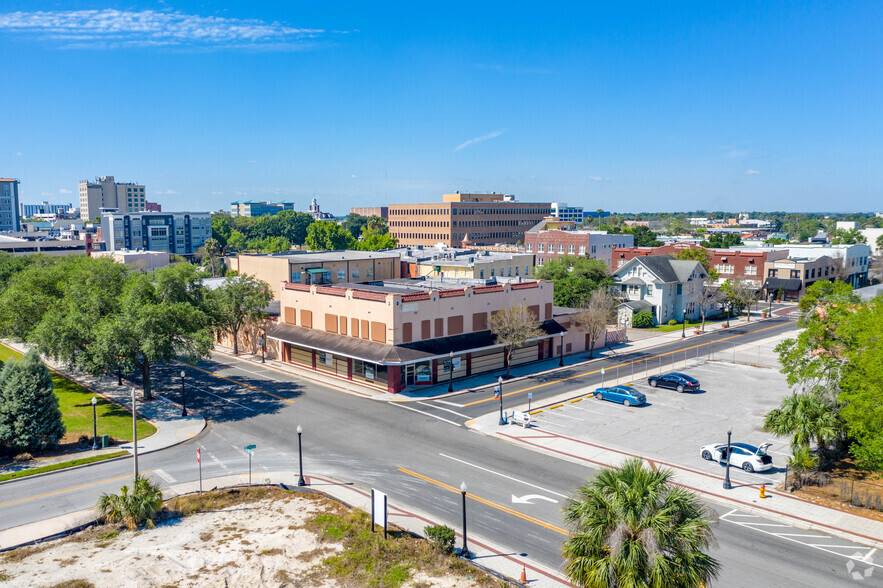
[562,459,719,588]
[763,392,841,452]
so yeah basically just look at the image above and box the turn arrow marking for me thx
[512,494,558,505]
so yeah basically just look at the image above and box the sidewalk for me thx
[467,412,883,550]
[0,471,570,588]
[0,340,205,475]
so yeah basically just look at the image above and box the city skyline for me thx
[1,2,880,213]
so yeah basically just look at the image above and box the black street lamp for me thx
[723,426,733,490]
[448,351,454,393]
[460,481,470,559]
[496,376,505,426]
[559,332,565,367]
[91,397,99,450]
[681,307,687,338]
[117,366,122,386]
[768,294,773,316]
[297,424,306,486]
[180,370,188,417]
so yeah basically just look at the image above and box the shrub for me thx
[667,319,677,326]
[632,311,655,328]
[423,524,455,553]
[788,446,818,471]
[96,475,164,530]
[13,452,32,463]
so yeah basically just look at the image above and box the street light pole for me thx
[726,303,731,328]
[132,386,139,482]
[297,425,306,486]
[723,426,733,490]
[497,376,505,426]
[448,351,454,393]
[91,397,99,450]
[559,332,564,367]
[460,482,470,559]
[117,366,122,386]
[681,307,687,338]
[180,370,188,417]
[768,294,773,316]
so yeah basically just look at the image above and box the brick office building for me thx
[388,193,550,248]
[525,218,634,268]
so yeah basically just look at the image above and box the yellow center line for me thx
[463,321,795,406]
[176,360,295,404]
[397,467,569,535]
[0,470,153,508]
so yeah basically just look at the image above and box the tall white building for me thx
[79,176,146,220]
[550,202,584,223]
[0,178,21,232]
[100,211,211,257]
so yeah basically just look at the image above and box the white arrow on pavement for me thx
[511,494,558,505]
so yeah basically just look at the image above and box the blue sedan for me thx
[593,386,646,407]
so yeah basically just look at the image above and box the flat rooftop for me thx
[395,246,527,265]
[244,250,402,263]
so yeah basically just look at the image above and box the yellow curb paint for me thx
[465,419,477,427]
[529,410,543,415]
[569,398,582,403]
[548,404,563,410]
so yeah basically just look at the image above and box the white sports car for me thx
[700,442,773,473]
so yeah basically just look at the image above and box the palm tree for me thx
[203,238,221,278]
[763,392,841,452]
[97,475,164,530]
[562,459,719,588]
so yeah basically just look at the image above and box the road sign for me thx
[196,448,200,464]
[601,367,605,375]
[528,392,532,400]
[244,444,256,455]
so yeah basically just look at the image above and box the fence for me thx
[785,466,883,511]
[705,339,783,369]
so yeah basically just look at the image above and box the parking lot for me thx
[528,360,794,485]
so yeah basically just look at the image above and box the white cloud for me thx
[0,9,329,50]
[453,129,506,152]
[58,188,72,194]
[233,190,248,197]
[588,176,603,182]
[351,174,358,179]
[743,169,762,175]
[157,189,177,195]
[13,151,21,156]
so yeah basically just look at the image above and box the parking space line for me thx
[862,548,878,562]
[566,405,604,416]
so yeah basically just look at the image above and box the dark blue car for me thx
[648,372,700,392]
[594,386,646,407]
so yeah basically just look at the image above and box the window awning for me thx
[305,268,329,274]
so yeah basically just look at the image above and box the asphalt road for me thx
[1,317,878,587]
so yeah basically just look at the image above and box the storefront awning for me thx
[763,277,803,292]
[305,268,329,274]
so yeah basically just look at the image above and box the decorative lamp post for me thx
[259,333,266,364]
[681,307,687,338]
[768,294,773,316]
[448,351,454,393]
[497,376,505,426]
[180,370,188,417]
[559,332,565,367]
[460,481,470,559]
[91,397,99,450]
[726,302,731,328]
[723,426,733,490]
[297,424,306,486]
[117,366,123,386]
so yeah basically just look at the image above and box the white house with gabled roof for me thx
[612,254,709,326]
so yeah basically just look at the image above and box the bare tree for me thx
[489,304,544,377]
[721,278,761,322]
[828,257,850,283]
[574,289,616,358]
[682,276,723,332]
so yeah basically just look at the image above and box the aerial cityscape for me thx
[0,3,881,588]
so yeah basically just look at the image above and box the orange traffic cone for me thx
[520,564,527,584]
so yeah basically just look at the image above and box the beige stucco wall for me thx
[237,255,291,299]
[414,253,535,280]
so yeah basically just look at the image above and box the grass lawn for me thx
[0,343,155,443]
[0,451,129,482]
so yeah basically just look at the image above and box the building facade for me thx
[230,201,294,217]
[0,178,21,232]
[307,198,335,220]
[761,244,871,299]
[612,255,709,326]
[525,218,634,268]
[350,206,389,219]
[268,279,567,393]
[99,211,211,256]
[20,201,72,218]
[550,202,584,223]
[398,246,535,280]
[389,193,551,248]
[79,176,146,220]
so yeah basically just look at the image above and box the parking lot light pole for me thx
[460,482,470,559]
[180,370,188,417]
[91,397,99,450]
[448,351,454,393]
[559,332,565,366]
[297,425,306,486]
[681,307,687,338]
[497,376,505,426]
[723,426,733,490]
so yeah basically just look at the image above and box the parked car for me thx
[594,386,646,407]
[648,372,700,392]
[699,442,773,472]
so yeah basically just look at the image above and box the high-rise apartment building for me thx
[0,178,21,232]
[550,202,584,223]
[21,201,72,218]
[100,211,211,257]
[230,201,295,217]
[389,193,551,247]
[79,176,146,220]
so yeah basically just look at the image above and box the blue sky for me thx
[1,2,880,213]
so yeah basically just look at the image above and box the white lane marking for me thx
[778,534,833,538]
[721,518,883,569]
[417,401,470,419]
[722,512,761,518]
[433,399,465,408]
[862,548,878,562]
[512,493,558,505]
[438,453,568,498]
[740,523,792,527]
[154,468,175,484]
[190,384,255,411]
[230,365,283,382]
[388,402,461,427]
[721,509,740,518]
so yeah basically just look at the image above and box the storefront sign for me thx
[365,365,375,380]
[416,363,432,384]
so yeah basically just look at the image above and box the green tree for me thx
[208,275,272,355]
[762,392,842,453]
[96,475,164,531]
[628,225,663,247]
[700,233,743,248]
[305,221,356,251]
[211,213,233,250]
[0,350,65,453]
[488,304,544,377]
[675,248,719,281]
[341,213,370,238]
[0,252,35,296]
[562,458,719,588]
[274,210,315,245]
[830,228,866,245]
[535,256,613,307]
[632,310,655,328]
[355,227,398,251]
[203,238,222,277]
[227,230,248,252]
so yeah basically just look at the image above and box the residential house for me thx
[612,255,709,326]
